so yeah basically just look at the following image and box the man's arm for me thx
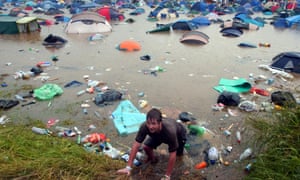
[165,151,177,178]
[117,141,141,175]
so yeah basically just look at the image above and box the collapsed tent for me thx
[96,6,125,21]
[270,52,300,73]
[64,11,112,33]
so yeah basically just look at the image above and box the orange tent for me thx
[117,40,141,51]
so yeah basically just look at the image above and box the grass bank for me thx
[0,120,125,180]
[245,106,300,180]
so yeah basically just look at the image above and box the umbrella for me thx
[117,40,141,51]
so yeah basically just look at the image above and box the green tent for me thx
[0,16,20,34]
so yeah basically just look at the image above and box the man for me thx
[117,108,187,180]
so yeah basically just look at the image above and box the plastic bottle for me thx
[32,127,49,135]
[187,124,205,136]
[103,142,121,159]
[236,131,241,144]
[239,148,252,161]
[77,90,85,96]
[208,147,219,165]
[258,43,271,47]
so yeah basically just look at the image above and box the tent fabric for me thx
[270,52,300,73]
[214,78,252,93]
[112,100,146,136]
[64,11,112,33]
[97,6,125,21]
[117,40,141,51]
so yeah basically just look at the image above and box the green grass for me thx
[0,121,125,180]
[245,106,300,180]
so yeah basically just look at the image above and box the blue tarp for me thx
[112,100,146,136]
[286,15,300,27]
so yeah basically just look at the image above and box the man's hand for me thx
[117,166,131,175]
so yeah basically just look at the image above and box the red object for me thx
[194,161,207,169]
[250,87,270,96]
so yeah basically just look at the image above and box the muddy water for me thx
[1,5,300,180]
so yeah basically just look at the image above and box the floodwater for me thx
[1,5,300,180]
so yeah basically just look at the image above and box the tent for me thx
[96,6,125,21]
[64,11,112,34]
[220,27,243,37]
[179,31,209,45]
[0,16,40,34]
[270,52,300,73]
[148,7,179,21]
[117,40,141,51]
[172,20,195,31]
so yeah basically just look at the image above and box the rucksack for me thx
[217,91,241,106]
[271,91,296,107]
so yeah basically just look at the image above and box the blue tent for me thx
[286,15,300,27]
[172,20,196,30]
[190,16,211,27]
[190,1,208,12]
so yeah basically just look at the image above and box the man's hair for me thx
[146,108,162,122]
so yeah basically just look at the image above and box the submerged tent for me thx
[96,6,125,21]
[270,52,300,73]
[172,20,195,31]
[64,11,112,33]
[117,40,141,51]
[179,31,209,45]
[0,16,40,34]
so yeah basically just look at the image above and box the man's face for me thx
[146,118,161,133]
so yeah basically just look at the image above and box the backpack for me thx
[217,91,241,106]
[271,91,296,107]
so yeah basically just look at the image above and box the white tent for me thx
[64,11,112,34]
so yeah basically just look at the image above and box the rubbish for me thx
[178,112,196,122]
[94,111,101,119]
[211,103,224,111]
[77,90,86,96]
[194,161,207,169]
[74,127,82,144]
[82,108,88,114]
[32,127,51,135]
[121,153,142,166]
[138,99,148,109]
[138,92,144,97]
[239,148,252,161]
[15,94,25,102]
[224,130,231,137]
[208,147,219,165]
[238,101,257,112]
[103,142,121,159]
[47,118,59,128]
[88,124,96,131]
[36,61,51,68]
[0,115,9,125]
[245,163,252,172]
[258,43,271,47]
[64,80,83,88]
[21,100,36,107]
[187,124,205,136]
[236,131,241,144]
